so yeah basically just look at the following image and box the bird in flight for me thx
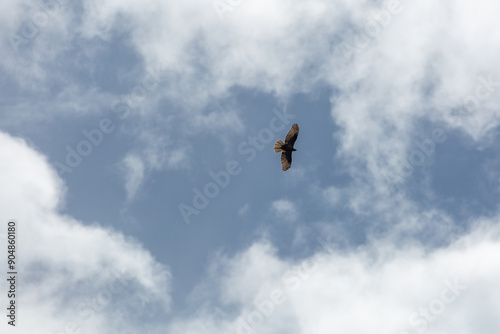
[274,123,299,171]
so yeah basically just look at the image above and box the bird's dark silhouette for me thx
[274,123,299,171]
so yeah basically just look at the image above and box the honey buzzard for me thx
[274,123,299,171]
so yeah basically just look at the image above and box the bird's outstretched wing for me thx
[285,123,299,146]
[281,150,292,171]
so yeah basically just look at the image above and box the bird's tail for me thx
[274,140,284,152]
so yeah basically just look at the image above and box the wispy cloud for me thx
[121,153,145,202]
[238,203,250,216]
[271,199,299,223]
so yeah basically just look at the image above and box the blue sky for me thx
[1,0,500,333]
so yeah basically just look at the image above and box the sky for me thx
[1,0,500,333]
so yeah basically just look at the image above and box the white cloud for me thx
[167,220,500,334]
[0,128,499,333]
[0,131,171,333]
[3,0,499,200]
[1,1,500,331]
[326,0,500,195]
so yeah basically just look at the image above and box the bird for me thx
[274,123,299,171]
